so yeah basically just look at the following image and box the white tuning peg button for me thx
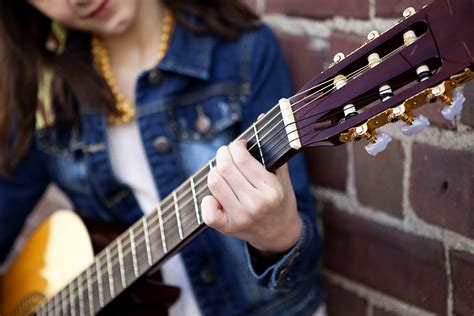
[441,87,465,120]
[364,132,392,156]
[400,114,430,136]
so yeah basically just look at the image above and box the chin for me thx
[92,2,137,36]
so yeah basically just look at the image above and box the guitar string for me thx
[38,72,351,314]
[41,83,375,316]
[39,43,409,314]
[41,49,412,315]
[39,52,401,316]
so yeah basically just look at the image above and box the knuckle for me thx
[267,187,283,204]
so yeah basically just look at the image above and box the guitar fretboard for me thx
[35,104,295,315]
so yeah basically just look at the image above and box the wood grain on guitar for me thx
[1,0,473,315]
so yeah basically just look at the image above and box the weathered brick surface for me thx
[376,0,433,18]
[461,80,474,127]
[372,307,400,316]
[410,143,474,237]
[322,203,447,314]
[450,250,474,315]
[354,140,404,218]
[266,0,369,19]
[305,145,348,191]
[322,278,368,316]
[329,32,365,60]
[276,32,326,90]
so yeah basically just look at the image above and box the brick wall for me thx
[243,0,474,315]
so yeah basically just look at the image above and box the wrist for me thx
[250,213,302,256]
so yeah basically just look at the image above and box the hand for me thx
[201,139,302,255]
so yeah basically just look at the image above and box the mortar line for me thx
[444,242,454,316]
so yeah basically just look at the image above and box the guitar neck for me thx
[35,104,297,315]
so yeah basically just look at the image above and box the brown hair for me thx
[0,0,258,175]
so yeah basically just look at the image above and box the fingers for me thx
[201,195,228,231]
[214,144,257,198]
[227,140,278,190]
[207,166,241,212]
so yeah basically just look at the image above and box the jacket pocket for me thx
[167,92,242,177]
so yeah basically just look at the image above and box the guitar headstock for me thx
[288,0,474,156]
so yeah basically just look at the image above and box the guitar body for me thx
[1,211,181,316]
[1,210,94,316]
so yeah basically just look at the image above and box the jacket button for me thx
[200,268,217,284]
[153,136,171,153]
[148,69,162,85]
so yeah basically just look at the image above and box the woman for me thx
[0,0,323,315]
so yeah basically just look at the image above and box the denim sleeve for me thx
[239,25,322,290]
[0,141,51,264]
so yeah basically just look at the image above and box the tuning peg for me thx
[367,30,380,41]
[400,114,430,136]
[403,7,416,18]
[441,87,465,120]
[364,132,392,156]
[333,52,345,63]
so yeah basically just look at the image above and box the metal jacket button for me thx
[148,68,162,85]
[153,136,171,153]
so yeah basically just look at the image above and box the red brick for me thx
[410,143,474,237]
[322,278,367,316]
[329,32,366,61]
[376,0,433,18]
[322,203,447,314]
[305,145,347,191]
[461,80,474,127]
[266,0,369,19]
[414,100,456,130]
[276,32,326,90]
[373,307,400,316]
[354,139,404,218]
[450,250,474,315]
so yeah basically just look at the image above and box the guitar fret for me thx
[117,239,127,288]
[86,268,94,315]
[157,204,168,253]
[106,247,115,298]
[190,176,201,224]
[60,289,66,316]
[96,260,104,307]
[77,275,85,316]
[142,217,153,266]
[69,282,76,316]
[173,191,184,240]
[253,123,266,167]
[129,230,139,277]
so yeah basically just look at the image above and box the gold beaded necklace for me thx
[91,10,174,125]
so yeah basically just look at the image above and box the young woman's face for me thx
[28,0,140,35]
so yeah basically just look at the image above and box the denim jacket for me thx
[0,21,323,315]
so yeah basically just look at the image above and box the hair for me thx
[0,0,259,175]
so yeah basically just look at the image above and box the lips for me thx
[87,0,110,18]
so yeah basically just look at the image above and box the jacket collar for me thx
[158,21,215,80]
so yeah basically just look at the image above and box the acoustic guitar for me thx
[1,0,473,314]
